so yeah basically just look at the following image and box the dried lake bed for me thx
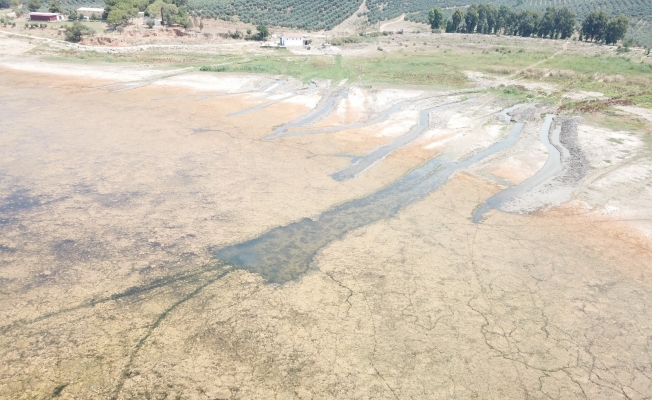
[1,61,652,399]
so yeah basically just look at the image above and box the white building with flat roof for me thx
[280,34,309,47]
[76,7,104,17]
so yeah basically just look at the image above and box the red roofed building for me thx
[29,12,65,22]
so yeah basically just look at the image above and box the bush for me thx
[331,35,363,45]
[200,65,227,72]
[64,21,95,42]
[146,19,154,28]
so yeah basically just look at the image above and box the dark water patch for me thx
[0,262,230,334]
[0,189,42,214]
[52,383,68,397]
[52,239,106,262]
[214,122,525,284]
[331,101,464,182]
[96,191,140,208]
[0,244,16,253]
[0,217,14,226]
[472,114,557,223]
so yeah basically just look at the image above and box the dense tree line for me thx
[427,3,629,44]
[429,4,576,39]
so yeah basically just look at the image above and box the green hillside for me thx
[188,0,362,30]
[51,0,652,46]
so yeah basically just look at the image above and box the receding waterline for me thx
[214,122,525,284]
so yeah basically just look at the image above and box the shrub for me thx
[64,21,95,42]
[331,35,363,45]
[146,19,154,28]
[200,65,227,72]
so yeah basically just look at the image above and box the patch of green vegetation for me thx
[330,35,371,46]
[587,112,649,135]
[488,85,547,103]
[514,53,652,104]
[198,53,470,87]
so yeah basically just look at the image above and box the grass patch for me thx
[198,53,469,87]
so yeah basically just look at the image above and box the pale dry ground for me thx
[0,63,651,400]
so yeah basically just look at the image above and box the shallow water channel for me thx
[214,121,525,283]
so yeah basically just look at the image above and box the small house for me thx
[280,34,310,47]
[29,12,64,22]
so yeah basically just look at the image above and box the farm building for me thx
[280,34,310,47]
[29,12,64,22]
[76,7,104,17]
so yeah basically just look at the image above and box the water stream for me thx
[214,122,525,284]
[472,114,559,223]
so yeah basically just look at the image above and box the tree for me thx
[48,0,61,13]
[68,10,77,20]
[106,1,136,26]
[555,7,576,39]
[145,0,166,18]
[449,8,463,33]
[27,0,40,12]
[465,4,479,33]
[485,5,498,33]
[517,10,540,37]
[537,7,556,38]
[606,14,630,45]
[427,8,443,29]
[199,19,203,30]
[64,21,95,42]
[496,5,512,34]
[477,4,490,33]
[0,0,11,9]
[256,24,268,40]
[582,10,608,42]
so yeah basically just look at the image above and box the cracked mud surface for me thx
[1,66,651,399]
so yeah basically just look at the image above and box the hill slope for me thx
[54,0,652,45]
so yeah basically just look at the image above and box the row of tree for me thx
[428,4,629,44]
